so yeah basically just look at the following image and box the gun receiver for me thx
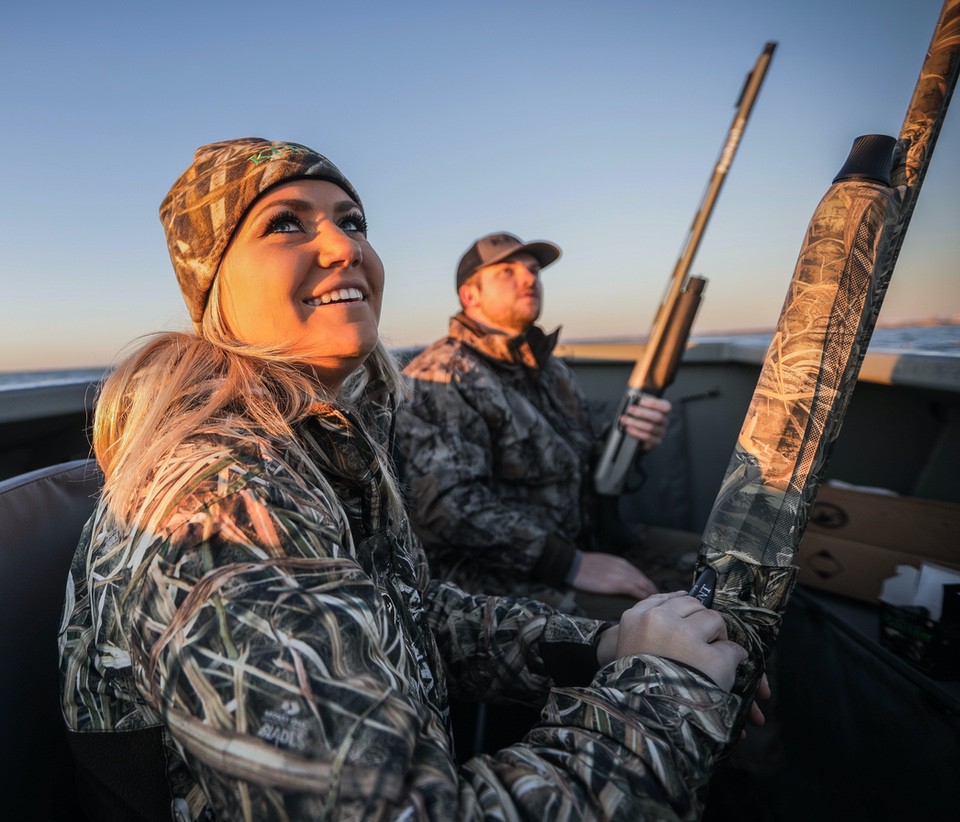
[594,41,776,496]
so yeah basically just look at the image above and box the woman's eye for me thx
[264,211,304,235]
[340,211,369,236]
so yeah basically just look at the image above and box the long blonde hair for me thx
[93,276,405,528]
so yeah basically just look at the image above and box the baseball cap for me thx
[455,231,561,289]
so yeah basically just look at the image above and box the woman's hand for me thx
[597,591,746,691]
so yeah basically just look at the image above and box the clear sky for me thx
[2,0,957,372]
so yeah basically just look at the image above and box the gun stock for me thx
[594,41,776,496]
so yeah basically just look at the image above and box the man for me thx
[396,231,694,618]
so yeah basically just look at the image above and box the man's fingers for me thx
[623,406,666,423]
[637,395,672,413]
[620,404,669,451]
[620,578,659,602]
[748,699,766,728]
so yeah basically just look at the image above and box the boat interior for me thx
[1,339,958,819]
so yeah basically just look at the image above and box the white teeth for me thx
[307,287,364,306]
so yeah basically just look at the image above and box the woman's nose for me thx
[315,227,362,269]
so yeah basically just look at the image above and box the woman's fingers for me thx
[616,594,746,690]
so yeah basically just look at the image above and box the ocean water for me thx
[1,324,958,388]
[695,323,960,355]
[0,367,107,389]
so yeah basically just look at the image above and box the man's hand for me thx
[572,552,657,600]
[597,591,747,691]
[743,672,771,737]
[620,395,672,452]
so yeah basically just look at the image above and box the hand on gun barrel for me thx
[618,394,672,453]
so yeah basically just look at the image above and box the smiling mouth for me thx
[305,287,366,306]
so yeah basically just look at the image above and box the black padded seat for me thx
[0,459,101,819]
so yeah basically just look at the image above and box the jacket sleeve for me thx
[126,484,740,821]
[396,374,578,586]
[421,577,611,703]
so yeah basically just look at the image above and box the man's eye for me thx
[264,211,304,235]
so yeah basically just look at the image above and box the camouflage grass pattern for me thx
[698,0,960,724]
[61,410,741,819]
[699,179,902,694]
[890,0,960,243]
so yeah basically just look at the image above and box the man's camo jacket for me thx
[396,313,606,607]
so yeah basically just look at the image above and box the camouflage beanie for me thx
[159,138,362,327]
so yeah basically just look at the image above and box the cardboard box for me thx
[796,484,960,603]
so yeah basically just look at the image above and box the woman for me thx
[59,138,750,820]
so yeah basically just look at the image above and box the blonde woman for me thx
[59,138,752,821]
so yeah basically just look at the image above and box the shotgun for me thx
[594,41,776,496]
[694,0,960,740]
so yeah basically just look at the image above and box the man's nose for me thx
[518,265,539,287]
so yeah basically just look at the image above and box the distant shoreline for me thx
[536,322,960,360]
[566,317,960,346]
[2,321,959,379]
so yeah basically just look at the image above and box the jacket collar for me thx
[450,312,560,370]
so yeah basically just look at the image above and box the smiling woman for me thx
[56,137,749,821]
[215,179,384,391]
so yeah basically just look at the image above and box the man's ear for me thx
[458,281,479,310]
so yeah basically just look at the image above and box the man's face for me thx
[459,251,542,336]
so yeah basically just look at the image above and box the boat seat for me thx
[0,458,101,819]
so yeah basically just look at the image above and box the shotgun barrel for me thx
[594,41,776,496]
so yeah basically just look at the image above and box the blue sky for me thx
[2,0,957,371]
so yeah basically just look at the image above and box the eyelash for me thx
[263,210,304,235]
[262,209,369,237]
[342,210,369,236]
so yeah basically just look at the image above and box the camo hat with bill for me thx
[159,138,361,328]
[456,231,562,289]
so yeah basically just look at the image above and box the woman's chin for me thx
[295,346,376,390]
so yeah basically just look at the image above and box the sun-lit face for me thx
[216,179,383,391]
[459,252,542,336]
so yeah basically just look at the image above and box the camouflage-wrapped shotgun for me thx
[695,0,960,735]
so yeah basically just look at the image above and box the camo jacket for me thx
[59,403,738,820]
[396,314,602,606]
